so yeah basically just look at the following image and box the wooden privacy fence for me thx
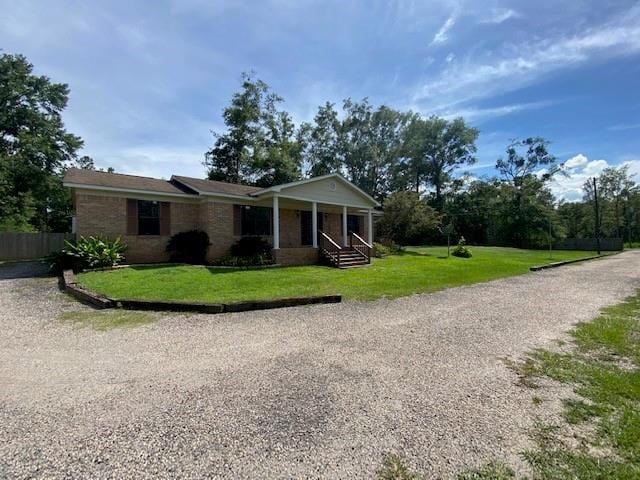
[554,237,623,251]
[0,232,75,261]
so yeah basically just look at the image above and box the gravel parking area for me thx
[1,252,639,479]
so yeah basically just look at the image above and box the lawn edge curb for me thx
[61,269,341,313]
[60,269,116,309]
[529,252,619,271]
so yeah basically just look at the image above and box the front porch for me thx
[267,195,374,267]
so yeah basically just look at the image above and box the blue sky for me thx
[1,0,639,201]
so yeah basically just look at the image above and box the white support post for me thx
[342,205,348,247]
[367,209,373,244]
[273,195,280,250]
[312,201,318,248]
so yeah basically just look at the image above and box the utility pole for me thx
[548,215,553,260]
[593,177,601,255]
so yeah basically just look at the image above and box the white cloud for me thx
[431,14,457,45]
[414,5,640,110]
[608,123,640,131]
[437,100,553,122]
[480,8,519,24]
[445,52,456,63]
[564,153,588,169]
[550,154,640,202]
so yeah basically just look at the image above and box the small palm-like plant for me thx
[49,236,127,272]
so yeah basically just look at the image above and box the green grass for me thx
[58,309,156,331]
[77,246,597,304]
[505,292,640,479]
[380,292,640,479]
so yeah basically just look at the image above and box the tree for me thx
[341,101,412,202]
[402,116,478,210]
[299,102,344,177]
[496,137,560,187]
[76,155,95,170]
[205,73,302,186]
[252,97,302,187]
[493,137,563,248]
[376,191,441,245]
[0,53,82,231]
[205,73,267,184]
[583,165,638,241]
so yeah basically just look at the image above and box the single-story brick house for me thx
[63,168,379,266]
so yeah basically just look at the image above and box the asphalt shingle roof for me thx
[63,169,259,197]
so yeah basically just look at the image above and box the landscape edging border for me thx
[529,252,618,271]
[60,269,341,313]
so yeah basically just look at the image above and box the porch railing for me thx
[349,231,371,263]
[319,230,342,268]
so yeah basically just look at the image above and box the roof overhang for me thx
[62,182,197,199]
[250,173,380,207]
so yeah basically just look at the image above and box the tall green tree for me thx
[495,138,562,248]
[402,116,478,210]
[376,191,441,245]
[299,102,344,177]
[0,53,82,231]
[205,73,302,186]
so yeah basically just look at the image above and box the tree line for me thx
[2,55,638,248]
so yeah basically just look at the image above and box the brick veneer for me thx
[74,193,369,265]
[273,247,319,265]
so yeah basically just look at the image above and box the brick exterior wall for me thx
[74,193,367,265]
[279,208,301,248]
[201,201,236,261]
[273,247,319,266]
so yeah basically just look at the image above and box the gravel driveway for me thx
[1,252,639,479]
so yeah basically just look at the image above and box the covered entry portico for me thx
[247,174,380,267]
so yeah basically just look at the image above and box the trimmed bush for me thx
[373,240,403,258]
[230,236,272,259]
[166,230,211,264]
[452,236,473,258]
[49,236,127,273]
[214,254,273,268]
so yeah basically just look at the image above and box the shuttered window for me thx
[127,199,170,236]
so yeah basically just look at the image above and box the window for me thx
[241,206,272,236]
[138,200,160,235]
[301,211,323,246]
[347,214,361,235]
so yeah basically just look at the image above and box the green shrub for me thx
[230,236,272,259]
[214,254,273,268]
[166,230,211,264]
[49,236,126,273]
[452,236,472,258]
[373,240,403,258]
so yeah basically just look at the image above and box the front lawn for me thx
[77,246,598,304]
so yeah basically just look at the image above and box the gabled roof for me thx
[252,173,380,206]
[64,169,380,207]
[171,175,261,197]
[63,168,191,196]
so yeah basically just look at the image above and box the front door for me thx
[301,211,323,246]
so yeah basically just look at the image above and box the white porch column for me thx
[273,195,280,249]
[367,209,373,244]
[312,201,318,248]
[342,205,348,246]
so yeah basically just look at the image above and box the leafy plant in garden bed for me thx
[452,237,472,258]
[48,236,126,273]
[212,237,274,267]
[166,230,211,264]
